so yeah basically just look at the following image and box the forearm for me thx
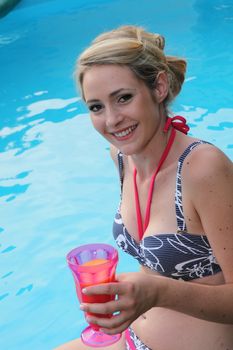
[155,276,233,324]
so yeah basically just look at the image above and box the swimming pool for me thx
[0,0,232,349]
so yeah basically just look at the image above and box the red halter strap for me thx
[164,115,190,134]
[133,116,189,240]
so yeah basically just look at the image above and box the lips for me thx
[112,124,138,138]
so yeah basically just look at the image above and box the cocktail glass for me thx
[67,243,121,347]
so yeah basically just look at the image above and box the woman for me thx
[56,25,233,350]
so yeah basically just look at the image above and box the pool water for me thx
[0,0,232,349]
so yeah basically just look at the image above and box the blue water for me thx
[0,0,232,349]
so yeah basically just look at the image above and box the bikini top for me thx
[113,141,222,281]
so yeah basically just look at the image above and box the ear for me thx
[153,71,169,103]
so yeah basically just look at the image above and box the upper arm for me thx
[187,146,233,282]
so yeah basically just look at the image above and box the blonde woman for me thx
[56,25,233,350]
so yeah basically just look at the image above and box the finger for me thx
[82,282,127,295]
[80,299,122,315]
[86,310,131,331]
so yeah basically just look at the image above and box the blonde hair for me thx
[75,25,186,106]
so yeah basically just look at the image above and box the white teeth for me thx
[114,125,137,138]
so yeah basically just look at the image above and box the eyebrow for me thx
[86,88,136,104]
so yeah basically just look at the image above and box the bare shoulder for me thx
[182,143,232,186]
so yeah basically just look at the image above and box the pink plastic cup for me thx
[67,243,121,347]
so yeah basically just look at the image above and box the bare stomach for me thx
[131,268,233,350]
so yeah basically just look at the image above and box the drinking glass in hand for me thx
[67,243,121,347]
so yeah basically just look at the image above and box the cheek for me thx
[90,116,104,133]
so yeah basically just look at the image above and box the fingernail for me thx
[82,288,87,294]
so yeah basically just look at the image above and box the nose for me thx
[105,106,123,129]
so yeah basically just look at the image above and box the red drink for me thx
[78,258,115,330]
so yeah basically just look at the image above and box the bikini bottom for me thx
[125,327,152,350]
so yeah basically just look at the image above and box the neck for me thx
[129,118,170,180]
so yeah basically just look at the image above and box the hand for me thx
[80,272,158,334]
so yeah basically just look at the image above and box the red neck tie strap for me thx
[134,115,189,240]
[163,115,189,134]
[134,127,176,240]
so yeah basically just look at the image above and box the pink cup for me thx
[67,243,121,347]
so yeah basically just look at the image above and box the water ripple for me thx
[1,271,14,279]
[20,97,80,119]
[16,284,33,296]
[0,293,10,301]
[176,107,233,159]
[207,121,233,130]
[1,245,17,254]
[0,184,30,199]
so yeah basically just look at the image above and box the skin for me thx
[55,65,233,350]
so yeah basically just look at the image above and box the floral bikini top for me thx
[113,141,222,281]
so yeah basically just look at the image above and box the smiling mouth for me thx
[112,124,138,138]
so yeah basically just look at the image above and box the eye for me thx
[118,94,133,103]
[88,104,103,113]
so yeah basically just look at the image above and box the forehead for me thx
[82,64,142,100]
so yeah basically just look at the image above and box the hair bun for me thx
[153,34,165,50]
